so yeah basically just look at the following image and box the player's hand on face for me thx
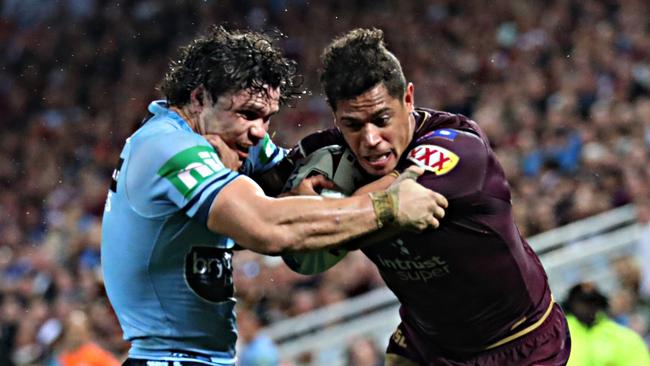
[203,134,242,171]
[389,166,448,231]
[281,174,337,197]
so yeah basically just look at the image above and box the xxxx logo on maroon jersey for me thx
[407,144,459,176]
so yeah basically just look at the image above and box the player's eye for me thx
[239,111,260,121]
[344,122,363,131]
[374,115,390,126]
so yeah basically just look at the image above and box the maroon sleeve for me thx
[397,129,488,200]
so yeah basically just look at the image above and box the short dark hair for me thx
[320,28,406,110]
[565,282,609,312]
[160,26,303,107]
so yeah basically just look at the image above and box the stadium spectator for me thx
[345,337,383,366]
[638,201,650,300]
[237,306,280,366]
[54,310,121,366]
[564,282,650,366]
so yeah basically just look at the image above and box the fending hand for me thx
[203,134,242,171]
[384,166,448,231]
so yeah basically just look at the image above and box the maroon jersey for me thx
[365,108,552,357]
[292,108,553,356]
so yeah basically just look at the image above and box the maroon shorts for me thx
[386,304,571,366]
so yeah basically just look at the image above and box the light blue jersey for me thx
[101,100,285,365]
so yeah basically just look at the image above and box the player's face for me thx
[200,87,280,162]
[334,83,415,176]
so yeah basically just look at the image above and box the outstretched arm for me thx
[207,168,445,254]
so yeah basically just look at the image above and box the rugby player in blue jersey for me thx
[100,26,447,366]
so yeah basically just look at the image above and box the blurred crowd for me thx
[1,0,650,365]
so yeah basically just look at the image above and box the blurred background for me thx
[1,0,649,365]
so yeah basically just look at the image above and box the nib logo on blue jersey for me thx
[184,246,233,302]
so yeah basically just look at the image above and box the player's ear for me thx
[332,111,341,131]
[189,85,206,110]
[404,82,414,112]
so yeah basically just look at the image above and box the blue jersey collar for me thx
[148,100,194,133]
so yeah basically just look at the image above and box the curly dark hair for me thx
[159,26,303,107]
[320,28,406,110]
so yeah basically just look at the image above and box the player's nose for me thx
[361,124,382,147]
[249,119,266,144]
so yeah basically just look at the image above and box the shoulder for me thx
[415,108,486,142]
[398,125,489,198]
[404,127,487,176]
[130,119,210,164]
[133,115,206,143]
[125,120,222,195]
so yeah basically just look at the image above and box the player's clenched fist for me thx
[369,166,448,231]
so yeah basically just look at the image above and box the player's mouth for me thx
[235,143,250,160]
[362,151,393,169]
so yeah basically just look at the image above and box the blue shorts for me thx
[123,349,234,366]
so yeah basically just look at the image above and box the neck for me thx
[171,105,200,133]
[408,111,417,143]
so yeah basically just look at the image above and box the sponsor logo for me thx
[407,144,459,176]
[376,254,451,282]
[377,255,448,271]
[375,238,451,282]
[158,146,225,197]
[391,238,411,256]
[185,246,233,302]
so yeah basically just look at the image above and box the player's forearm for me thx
[230,195,380,254]
[260,194,379,253]
[209,173,441,254]
[207,177,381,254]
[337,173,400,250]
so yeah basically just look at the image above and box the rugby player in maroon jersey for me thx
[280,28,571,366]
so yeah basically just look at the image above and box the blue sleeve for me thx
[240,133,287,176]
